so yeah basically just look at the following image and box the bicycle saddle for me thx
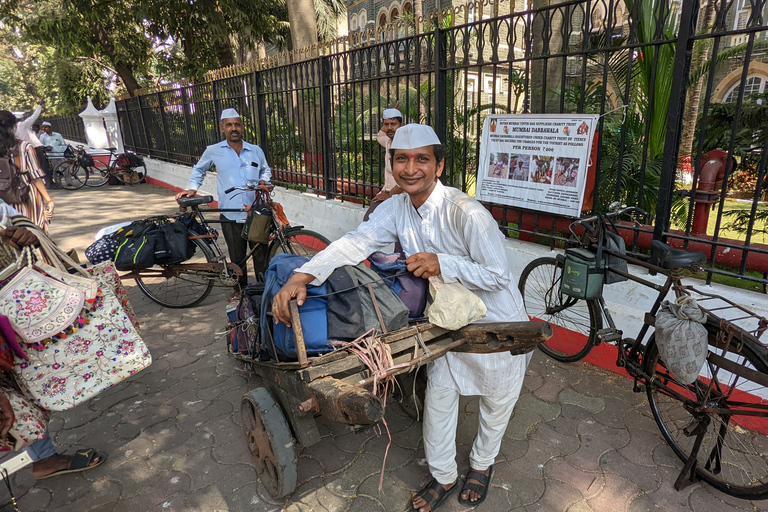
[650,240,706,269]
[177,195,214,207]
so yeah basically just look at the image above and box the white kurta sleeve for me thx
[436,210,514,293]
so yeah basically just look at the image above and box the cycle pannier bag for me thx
[560,248,604,300]
[155,221,194,265]
[114,224,163,271]
[0,153,29,205]
[77,151,94,168]
[241,206,272,243]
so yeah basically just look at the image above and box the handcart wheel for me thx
[241,387,298,498]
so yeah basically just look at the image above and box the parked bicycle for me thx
[517,202,768,499]
[52,145,109,190]
[121,183,330,308]
[83,147,147,187]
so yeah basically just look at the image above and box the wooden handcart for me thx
[235,300,552,498]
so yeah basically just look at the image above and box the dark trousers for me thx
[34,146,53,188]
[219,215,270,289]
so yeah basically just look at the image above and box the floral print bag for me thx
[13,283,152,411]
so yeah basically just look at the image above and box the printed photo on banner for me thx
[508,154,529,181]
[476,113,599,218]
[487,152,509,178]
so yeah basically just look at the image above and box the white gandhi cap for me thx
[390,124,442,150]
[382,108,402,120]
[220,108,240,120]
[41,121,52,127]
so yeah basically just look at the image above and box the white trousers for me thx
[422,379,521,485]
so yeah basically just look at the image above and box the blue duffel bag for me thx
[260,254,330,360]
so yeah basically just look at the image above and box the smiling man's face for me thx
[392,145,444,208]
[220,117,244,143]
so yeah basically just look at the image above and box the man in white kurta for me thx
[272,124,530,511]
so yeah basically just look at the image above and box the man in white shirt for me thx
[364,107,404,221]
[272,124,530,511]
[175,108,271,300]
[39,122,68,158]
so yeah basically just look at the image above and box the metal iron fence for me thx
[114,0,768,290]
[45,115,86,143]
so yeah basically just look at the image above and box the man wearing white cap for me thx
[39,122,67,159]
[176,108,272,299]
[363,107,404,221]
[273,123,530,511]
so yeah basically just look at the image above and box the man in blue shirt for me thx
[175,108,272,300]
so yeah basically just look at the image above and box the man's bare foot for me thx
[412,479,457,512]
[459,466,492,504]
[31,450,105,479]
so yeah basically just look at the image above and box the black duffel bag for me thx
[114,224,163,271]
[154,220,195,265]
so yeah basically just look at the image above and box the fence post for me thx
[319,56,335,199]
[433,24,447,144]
[137,95,151,158]
[254,70,269,151]
[212,80,221,119]
[653,0,700,245]
[157,91,172,160]
[181,87,195,161]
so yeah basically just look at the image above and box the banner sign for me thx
[476,114,599,218]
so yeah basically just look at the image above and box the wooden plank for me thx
[450,321,553,355]
[297,325,452,382]
[306,377,385,425]
[289,300,309,367]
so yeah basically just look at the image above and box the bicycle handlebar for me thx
[568,205,649,237]
[224,183,273,195]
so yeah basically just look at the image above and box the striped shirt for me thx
[298,180,530,396]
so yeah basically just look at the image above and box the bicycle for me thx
[122,183,330,308]
[52,145,110,190]
[82,147,147,187]
[517,202,768,499]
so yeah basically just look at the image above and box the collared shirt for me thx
[298,181,530,396]
[189,140,271,221]
[39,131,67,157]
[15,106,42,148]
[376,131,398,192]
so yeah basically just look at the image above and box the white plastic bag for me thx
[426,276,486,330]
[654,295,708,385]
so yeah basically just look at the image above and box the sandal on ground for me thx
[412,479,458,512]
[36,448,107,480]
[458,465,493,506]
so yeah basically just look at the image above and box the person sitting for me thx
[272,124,531,511]
[39,122,67,159]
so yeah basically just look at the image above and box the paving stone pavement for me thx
[1,184,765,511]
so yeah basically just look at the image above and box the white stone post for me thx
[100,96,125,153]
[78,96,109,149]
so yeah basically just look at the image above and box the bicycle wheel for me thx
[111,161,147,185]
[53,161,86,190]
[135,232,216,308]
[84,159,110,187]
[645,333,768,499]
[268,228,330,260]
[518,257,601,362]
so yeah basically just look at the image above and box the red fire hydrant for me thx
[690,149,728,236]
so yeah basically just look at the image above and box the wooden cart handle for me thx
[289,299,309,366]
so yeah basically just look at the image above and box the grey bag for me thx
[325,263,410,339]
[654,295,708,385]
[603,230,628,284]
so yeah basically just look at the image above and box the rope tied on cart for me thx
[331,328,412,493]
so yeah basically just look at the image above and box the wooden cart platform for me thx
[235,301,552,498]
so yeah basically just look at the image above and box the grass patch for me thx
[671,198,768,242]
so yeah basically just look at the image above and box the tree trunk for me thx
[87,20,141,96]
[680,0,716,158]
[286,0,320,52]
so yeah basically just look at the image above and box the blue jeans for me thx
[26,432,56,462]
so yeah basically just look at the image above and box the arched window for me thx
[724,75,767,103]
[350,14,358,32]
[379,12,387,27]
[359,9,367,31]
[391,7,399,21]
[403,2,412,15]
